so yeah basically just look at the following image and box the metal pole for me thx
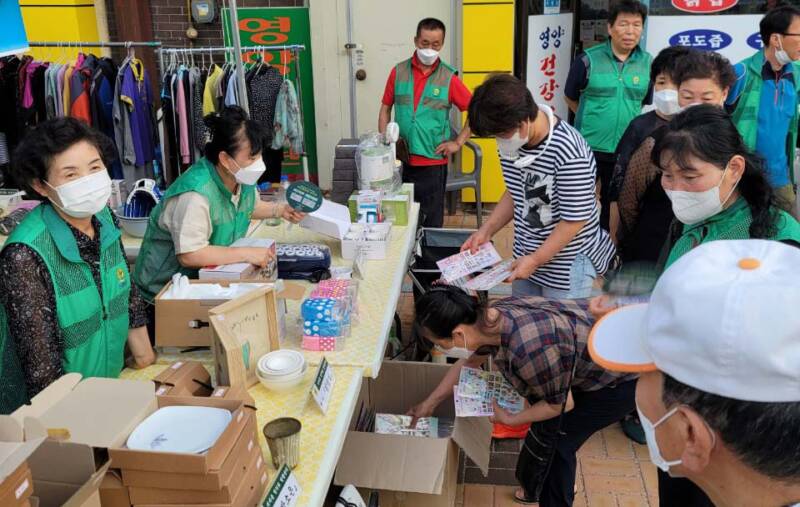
[28,41,162,47]
[345,0,357,138]
[227,0,250,115]
[292,48,310,182]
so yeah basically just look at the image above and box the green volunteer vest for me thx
[0,205,130,413]
[665,198,800,268]
[575,42,652,154]
[730,50,800,184]
[393,58,456,160]
[133,157,256,302]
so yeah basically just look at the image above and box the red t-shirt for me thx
[382,53,472,166]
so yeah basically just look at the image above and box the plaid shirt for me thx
[492,297,636,405]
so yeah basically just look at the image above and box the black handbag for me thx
[277,243,332,282]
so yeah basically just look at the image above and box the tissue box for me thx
[341,223,392,260]
[302,336,340,352]
[199,239,277,281]
[348,184,412,226]
[302,319,343,337]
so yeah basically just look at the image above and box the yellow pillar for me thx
[20,0,102,61]
[461,0,515,203]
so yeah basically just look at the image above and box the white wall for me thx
[309,0,456,190]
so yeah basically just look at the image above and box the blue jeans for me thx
[512,253,598,299]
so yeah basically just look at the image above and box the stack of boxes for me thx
[331,139,360,204]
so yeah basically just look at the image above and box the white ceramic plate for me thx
[126,406,232,454]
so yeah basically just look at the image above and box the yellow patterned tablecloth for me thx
[120,361,364,507]
[250,203,420,378]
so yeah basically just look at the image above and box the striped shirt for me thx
[501,118,616,291]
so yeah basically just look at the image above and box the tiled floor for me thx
[408,206,659,506]
[457,424,658,507]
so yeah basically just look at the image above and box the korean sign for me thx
[222,7,318,183]
[646,15,763,65]
[671,0,738,14]
[526,13,574,120]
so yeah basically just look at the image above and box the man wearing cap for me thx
[589,240,800,507]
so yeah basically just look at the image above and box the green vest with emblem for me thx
[0,205,130,413]
[730,50,800,184]
[133,157,256,302]
[665,198,800,269]
[393,58,456,160]
[575,42,652,154]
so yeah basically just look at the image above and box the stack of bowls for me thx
[256,350,307,391]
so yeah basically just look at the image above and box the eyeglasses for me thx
[782,32,800,37]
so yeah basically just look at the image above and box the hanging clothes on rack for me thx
[272,78,304,155]
[114,53,158,187]
[203,64,223,115]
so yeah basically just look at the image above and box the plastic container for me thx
[113,208,149,237]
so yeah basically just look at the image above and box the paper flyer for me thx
[454,367,524,417]
[437,243,502,282]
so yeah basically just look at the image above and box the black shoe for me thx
[621,414,646,445]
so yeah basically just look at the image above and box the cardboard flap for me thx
[11,373,83,424]
[277,281,306,300]
[335,432,449,494]
[28,439,97,484]
[34,377,156,448]
[451,416,493,476]
[35,461,111,507]
[0,437,45,481]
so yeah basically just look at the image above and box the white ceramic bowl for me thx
[257,350,305,378]
[257,363,308,391]
[114,209,149,238]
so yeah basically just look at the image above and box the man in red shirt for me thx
[378,18,472,228]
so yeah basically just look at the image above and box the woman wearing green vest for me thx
[0,118,155,414]
[645,104,800,507]
[133,106,304,309]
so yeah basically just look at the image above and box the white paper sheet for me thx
[300,199,352,240]
[437,243,502,282]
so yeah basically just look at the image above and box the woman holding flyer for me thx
[407,285,637,506]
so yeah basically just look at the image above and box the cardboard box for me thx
[210,287,280,389]
[99,470,131,507]
[121,411,258,492]
[132,445,268,507]
[348,184,413,226]
[341,223,393,260]
[154,361,213,397]
[155,280,303,348]
[108,397,251,475]
[0,462,33,507]
[127,432,264,505]
[335,361,492,507]
[299,199,352,240]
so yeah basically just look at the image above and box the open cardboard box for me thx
[335,361,492,507]
[99,470,130,507]
[210,287,280,389]
[153,361,255,405]
[121,409,258,492]
[155,280,304,348]
[0,426,44,507]
[4,373,253,478]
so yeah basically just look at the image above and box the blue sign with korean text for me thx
[746,32,764,50]
[669,29,732,51]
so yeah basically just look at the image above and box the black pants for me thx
[517,380,637,506]
[658,471,714,506]
[402,163,447,228]
[594,152,615,232]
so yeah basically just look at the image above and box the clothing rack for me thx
[28,41,162,48]
[158,44,310,180]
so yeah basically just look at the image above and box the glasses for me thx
[782,32,800,37]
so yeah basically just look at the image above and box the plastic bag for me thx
[354,131,402,195]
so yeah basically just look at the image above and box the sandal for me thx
[513,488,538,505]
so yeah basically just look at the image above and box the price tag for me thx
[263,465,301,507]
[286,181,323,213]
[310,357,335,414]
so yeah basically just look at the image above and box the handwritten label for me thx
[263,465,301,507]
[310,357,335,414]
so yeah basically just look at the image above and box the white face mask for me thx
[665,164,738,225]
[46,170,112,219]
[637,406,683,473]
[653,89,681,116]
[416,48,439,66]
[776,35,796,67]
[496,123,530,161]
[229,157,266,186]
[435,334,472,360]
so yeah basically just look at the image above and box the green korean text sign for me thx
[223,7,318,183]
